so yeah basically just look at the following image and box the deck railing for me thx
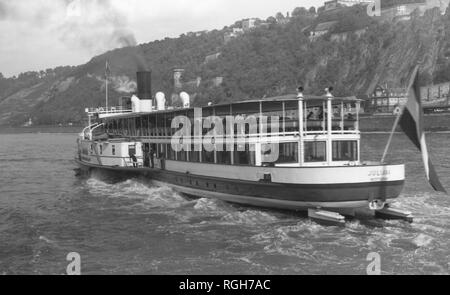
[86,106,132,115]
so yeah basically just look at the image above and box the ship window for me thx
[274,142,298,164]
[177,151,187,162]
[135,117,141,136]
[158,144,166,158]
[166,113,174,137]
[189,144,200,162]
[262,101,283,134]
[202,149,215,163]
[117,119,123,135]
[304,141,326,162]
[168,144,176,160]
[332,141,358,162]
[284,101,299,133]
[157,115,164,136]
[233,144,255,166]
[129,118,136,136]
[217,144,231,165]
[142,116,148,136]
[128,145,136,157]
[112,145,116,156]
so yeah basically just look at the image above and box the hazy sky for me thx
[0,0,323,77]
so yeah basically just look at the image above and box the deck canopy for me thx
[95,94,362,119]
[100,93,361,144]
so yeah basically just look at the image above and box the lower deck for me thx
[75,157,405,211]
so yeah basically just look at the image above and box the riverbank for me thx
[360,113,450,132]
[0,125,83,134]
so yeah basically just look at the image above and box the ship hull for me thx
[75,158,405,211]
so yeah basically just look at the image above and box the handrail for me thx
[85,123,104,141]
[90,123,105,133]
[80,123,98,135]
[82,154,145,168]
[86,106,132,115]
[80,123,99,140]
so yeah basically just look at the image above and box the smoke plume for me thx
[110,75,137,93]
[60,0,138,53]
[90,74,137,93]
[0,0,138,54]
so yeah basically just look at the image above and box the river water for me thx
[0,132,449,274]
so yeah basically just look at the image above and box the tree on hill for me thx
[275,12,285,22]
[266,16,276,24]
[292,7,308,17]
[309,7,317,15]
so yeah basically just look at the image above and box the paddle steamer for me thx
[75,71,409,223]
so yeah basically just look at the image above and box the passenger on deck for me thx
[149,147,155,168]
[143,147,150,167]
[130,153,138,168]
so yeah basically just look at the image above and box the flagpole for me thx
[105,60,109,110]
[105,71,108,110]
[381,111,401,163]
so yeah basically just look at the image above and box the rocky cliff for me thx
[0,4,449,126]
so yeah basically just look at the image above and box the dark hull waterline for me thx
[75,159,405,211]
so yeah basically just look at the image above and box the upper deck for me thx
[89,93,361,138]
[83,91,362,167]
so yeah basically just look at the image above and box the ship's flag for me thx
[399,66,447,193]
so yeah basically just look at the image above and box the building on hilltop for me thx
[367,85,408,114]
[224,28,245,43]
[377,0,450,22]
[242,18,257,31]
[309,21,338,41]
[420,81,450,105]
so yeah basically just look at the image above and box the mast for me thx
[106,75,108,109]
[105,60,110,110]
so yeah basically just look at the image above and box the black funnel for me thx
[136,71,152,100]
